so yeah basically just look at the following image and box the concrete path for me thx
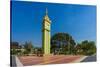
[11,55,16,67]
[11,55,23,67]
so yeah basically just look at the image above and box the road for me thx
[81,55,96,62]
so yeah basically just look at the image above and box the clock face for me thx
[47,24,50,29]
[45,22,50,30]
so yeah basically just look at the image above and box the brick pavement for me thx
[18,55,82,66]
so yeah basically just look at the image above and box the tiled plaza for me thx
[18,55,83,66]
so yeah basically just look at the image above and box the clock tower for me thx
[42,8,51,55]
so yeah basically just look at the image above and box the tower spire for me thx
[46,8,48,15]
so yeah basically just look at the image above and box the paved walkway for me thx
[18,55,83,66]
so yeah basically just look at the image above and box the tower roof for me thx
[43,8,51,23]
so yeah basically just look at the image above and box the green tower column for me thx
[42,8,51,55]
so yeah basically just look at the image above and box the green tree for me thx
[76,40,96,55]
[51,33,76,55]
[11,41,22,55]
[24,41,34,54]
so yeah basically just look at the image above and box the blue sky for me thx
[11,1,96,47]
